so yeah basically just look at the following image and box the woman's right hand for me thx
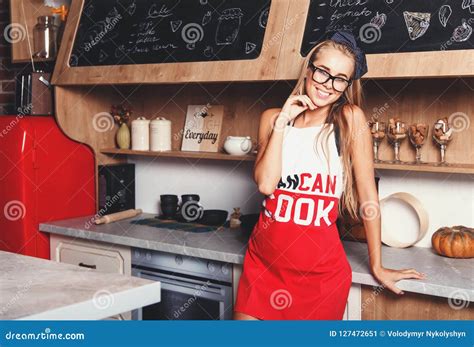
[279,95,317,123]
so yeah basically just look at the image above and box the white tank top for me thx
[280,122,344,197]
[261,120,344,226]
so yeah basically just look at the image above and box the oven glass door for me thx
[133,267,232,320]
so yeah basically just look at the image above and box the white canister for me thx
[131,117,150,151]
[150,117,172,151]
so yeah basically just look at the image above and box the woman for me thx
[233,31,426,320]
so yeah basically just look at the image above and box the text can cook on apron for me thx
[234,119,352,320]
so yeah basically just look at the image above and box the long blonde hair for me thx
[290,40,364,220]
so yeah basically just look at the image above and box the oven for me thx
[131,248,233,320]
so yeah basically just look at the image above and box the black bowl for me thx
[240,213,260,236]
[198,209,228,226]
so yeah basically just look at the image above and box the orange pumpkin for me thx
[431,225,474,258]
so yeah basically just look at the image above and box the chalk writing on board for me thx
[204,45,214,57]
[259,7,270,28]
[370,12,387,29]
[147,4,173,19]
[202,11,212,26]
[245,42,257,54]
[452,20,472,42]
[403,11,431,41]
[438,5,452,28]
[300,0,473,56]
[126,1,136,16]
[461,0,474,14]
[215,8,243,46]
[70,0,270,66]
[170,20,182,33]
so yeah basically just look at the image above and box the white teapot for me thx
[223,136,253,155]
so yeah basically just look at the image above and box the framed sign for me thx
[181,105,224,152]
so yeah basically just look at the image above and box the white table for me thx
[0,251,160,320]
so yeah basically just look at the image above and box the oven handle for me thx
[135,268,228,295]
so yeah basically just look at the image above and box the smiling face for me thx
[305,46,355,108]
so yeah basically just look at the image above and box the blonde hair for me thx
[290,40,364,220]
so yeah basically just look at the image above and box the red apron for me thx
[234,123,352,320]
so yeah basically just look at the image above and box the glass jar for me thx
[33,16,58,59]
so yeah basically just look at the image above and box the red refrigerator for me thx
[0,116,96,259]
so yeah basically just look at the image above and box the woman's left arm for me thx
[344,105,426,295]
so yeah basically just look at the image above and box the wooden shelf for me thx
[101,148,473,174]
[100,148,257,162]
[374,162,474,174]
[14,57,56,63]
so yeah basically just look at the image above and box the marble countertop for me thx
[343,241,473,302]
[40,213,473,302]
[0,251,161,320]
[40,213,249,264]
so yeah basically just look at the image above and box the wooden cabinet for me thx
[342,284,362,320]
[9,0,57,63]
[361,285,474,320]
[14,0,473,81]
[232,264,243,307]
[50,234,132,320]
[52,0,473,83]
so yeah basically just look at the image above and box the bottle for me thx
[33,16,58,59]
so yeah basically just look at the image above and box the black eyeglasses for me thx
[308,62,352,92]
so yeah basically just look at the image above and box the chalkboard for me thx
[69,0,271,66]
[301,0,473,56]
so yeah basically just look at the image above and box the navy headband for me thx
[326,30,368,80]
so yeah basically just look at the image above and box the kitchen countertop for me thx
[0,251,161,320]
[40,213,474,302]
[40,213,249,264]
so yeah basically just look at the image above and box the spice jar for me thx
[131,117,150,151]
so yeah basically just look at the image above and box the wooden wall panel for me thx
[54,82,294,158]
[54,85,148,165]
[139,82,293,152]
[361,285,474,320]
[363,78,473,165]
[55,78,474,166]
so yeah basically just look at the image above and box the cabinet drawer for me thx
[58,244,125,274]
[50,234,131,275]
